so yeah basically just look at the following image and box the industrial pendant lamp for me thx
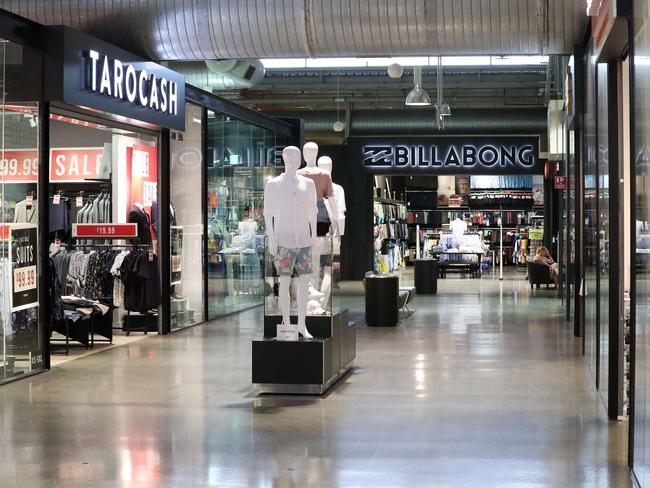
[434,57,452,129]
[405,66,431,106]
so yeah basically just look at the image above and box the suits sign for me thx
[352,136,542,175]
[10,225,38,311]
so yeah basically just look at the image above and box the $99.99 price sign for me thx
[10,225,38,311]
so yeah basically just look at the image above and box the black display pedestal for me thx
[414,259,438,294]
[253,308,355,395]
[365,275,399,326]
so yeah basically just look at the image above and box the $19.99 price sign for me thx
[10,225,38,311]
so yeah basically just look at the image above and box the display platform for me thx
[252,308,355,395]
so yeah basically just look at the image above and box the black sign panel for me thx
[45,27,185,130]
[11,225,38,311]
[350,136,542,174]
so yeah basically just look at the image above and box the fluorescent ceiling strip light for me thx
[260,55,549,69]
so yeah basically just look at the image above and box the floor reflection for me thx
[0,269,632,487]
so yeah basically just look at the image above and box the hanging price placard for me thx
[72,223,138,238]
[10,224,38,311]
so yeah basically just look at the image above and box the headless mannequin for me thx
[450,217,467,238]
[300,142,331,300]
[264,146,317,338]
[316,156,347,308]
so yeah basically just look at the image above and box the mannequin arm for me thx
[308,181,318,244]
[263,182,278,255]
[324,197,338,236]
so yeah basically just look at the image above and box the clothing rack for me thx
[65,237,155,336]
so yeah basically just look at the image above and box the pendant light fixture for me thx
[434,56,452,129]
[333,65,345,132]
[405,66,431,106]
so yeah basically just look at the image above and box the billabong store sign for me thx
[351,136,542,175]
[45,26,185,130]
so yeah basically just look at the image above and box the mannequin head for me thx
[282,146,302,174]
[317,156,332,174]
[303,142,319,167]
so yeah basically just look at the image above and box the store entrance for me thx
[47,110,161,360]
[372,174,548,284]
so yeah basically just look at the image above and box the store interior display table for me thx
[433,252,484,278]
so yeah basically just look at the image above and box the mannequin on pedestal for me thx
[264,146,318,339]
[316,155,347,308]
[299,142,334,302]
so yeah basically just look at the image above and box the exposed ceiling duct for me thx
[0,1,587,59]
[281,109,547,136]
[167,60,266,91]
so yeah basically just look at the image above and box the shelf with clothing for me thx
[373,192,408,273]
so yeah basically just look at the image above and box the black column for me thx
[37,101,50,369]
[202,108,209,322]
[607,60,624,420]
[159,128,171,334]
[574,44,586,340]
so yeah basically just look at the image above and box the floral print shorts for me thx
[274,246,313,276]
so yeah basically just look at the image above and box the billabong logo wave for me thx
[363,145,393,166]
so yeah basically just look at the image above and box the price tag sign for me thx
[148,250,154,262]
[25,195,33,206]
[53,194,61,205]
[14,265,36,293]
[0,149,38,182]
[76,196,83,208]
[72,223,138,238]
[10,225,38,311]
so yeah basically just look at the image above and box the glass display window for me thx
[0,40,43,383]
[169,103,205,330]
[206,111,281,318]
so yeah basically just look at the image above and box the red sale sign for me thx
[72,223,138,238]
[0,149,38,182]
[0,147,108,183]
[50,148,107,182]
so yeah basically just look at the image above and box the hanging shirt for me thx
[264,173,317,249]
[14,198,37,223]
[297,166,334,198]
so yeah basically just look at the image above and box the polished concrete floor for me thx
[0,270,632,487]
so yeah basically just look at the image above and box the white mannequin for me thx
[450,217,467,238]
[316,156,347,309]
[300,142,331,301]
[317,156,346,235]
[264,146,317,339]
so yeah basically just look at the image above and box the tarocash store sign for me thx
[47,27,186,130]
[84,50,180,116]
[355,136,541,174]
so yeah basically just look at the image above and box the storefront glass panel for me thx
[0,40,42,383]
[206,112,280,319]
[633,1,650,482]
[597,63,610,406]
[170,103,205,330]
[584,49,599,385]
[567,129,576,321]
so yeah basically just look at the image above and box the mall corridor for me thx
[0,275,631,488]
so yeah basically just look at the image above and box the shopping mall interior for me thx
[0,1,647,487]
